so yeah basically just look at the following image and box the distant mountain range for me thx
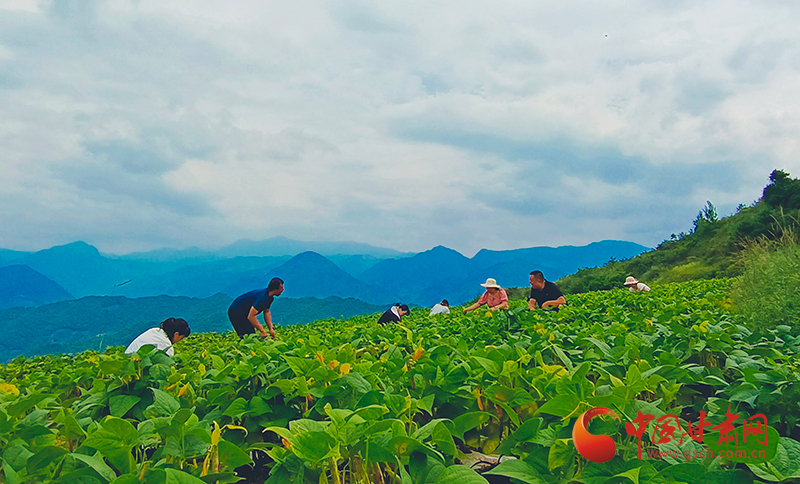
[0,265,73,310]
[0,238,648,309]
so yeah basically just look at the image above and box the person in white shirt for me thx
[430,299,450,315]
[125,317,191,357]
[624,276,651,293]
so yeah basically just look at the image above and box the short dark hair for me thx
[267,277,284,292]
[160,317,191,338]
[399,304,410,315]
[441,299,449,307]
[530,270,545,281]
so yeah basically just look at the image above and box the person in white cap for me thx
[624,276,650,292]
[463,278,509,314]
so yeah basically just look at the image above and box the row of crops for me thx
[2,279,800,483]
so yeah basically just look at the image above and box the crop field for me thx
[2,279,800,484]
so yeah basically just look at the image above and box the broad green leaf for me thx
[110,475,142,484]
[471,357,501,377]
[703,424,779,464]
[284,356,316,377]
[71,453,117,482]
[552,345,574,370]
[412,419,450,441]
[433,465,490,484]
[26,446,68,474]
[451,412,494,440]
[199,472,241,484]
[2,458,22,484]
[625,365,646,396]
[352,405,388,421]
[537,394,580,417]
[747,436,800,481]
[292,431,339,463]
[388,436,444,462]
[340,372,372,393]
[548,439,574,471]
[165,468,208,484]
[222,398,249,419]
[109,395,140,418]
[484,459,547,484]
[409,451,445,484]
[146,388,180,417]
[218,440,253,469]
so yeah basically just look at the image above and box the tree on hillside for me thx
[763,169,800,210]
[557,170,800,294]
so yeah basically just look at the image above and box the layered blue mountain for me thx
[0,265,74,310]
[7,241,155,297]
[214,237,410,259]
[0,248,29,265]
[360,241,648,306]
[0,239,649,308]
[223,251,397,305]
[116,256,290,298]
[470,240,649,287]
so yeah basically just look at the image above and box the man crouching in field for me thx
[228,277,284,339]
[528,271,567,310]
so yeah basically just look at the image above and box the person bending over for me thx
[624,276,651,292]
[378,303,410,325]
[463,278,509,313]
[430,299,450,315]
[228,277,284,339]
[125,317,191,357]
[528,271,567,310]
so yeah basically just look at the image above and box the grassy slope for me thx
[555,170,800,294]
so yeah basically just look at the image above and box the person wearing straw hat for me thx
[624,276,650,293]
[529,270,567,310]
[463,278,509,314]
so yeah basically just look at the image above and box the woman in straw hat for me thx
[463,278,509,314]
[624,276,651,292]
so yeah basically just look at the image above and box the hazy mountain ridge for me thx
[0,265,74,310]
[0,239,648,308]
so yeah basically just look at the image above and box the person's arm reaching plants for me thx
[248,306,269,338]
[541,296,567,309]
[263,309,276,339]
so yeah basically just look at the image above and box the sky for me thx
[1,0,799,256]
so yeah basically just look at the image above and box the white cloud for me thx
[0,0,798,254]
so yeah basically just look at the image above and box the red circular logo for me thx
[572,407,621,463]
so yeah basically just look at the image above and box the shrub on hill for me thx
[731,228,800,331]
[558,169,800,294]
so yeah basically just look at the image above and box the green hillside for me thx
[557,170,800,294]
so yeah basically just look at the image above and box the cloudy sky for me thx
[1,0,799,256]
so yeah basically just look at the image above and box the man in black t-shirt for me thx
[528,270,567,310]
[228,277,284,339]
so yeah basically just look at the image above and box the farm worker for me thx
[125,317,191,357]
[463,278,509,313]
[228,277,284,339]
[430,299,450,315]
[624,276,651,292]
[528,271,567,310]
[378,303,411,325]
